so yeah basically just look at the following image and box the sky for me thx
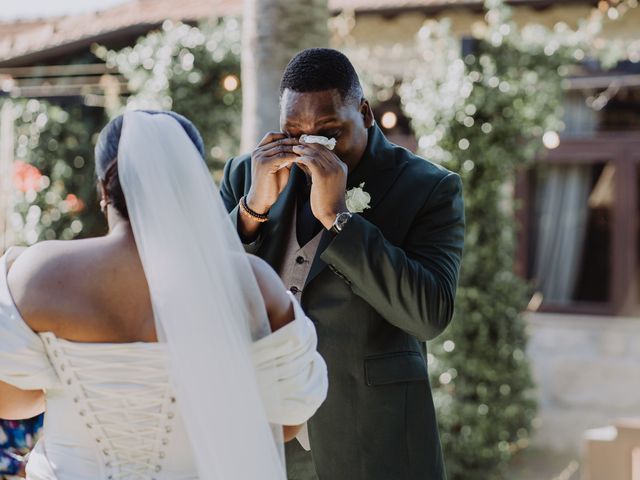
[0,0,129,21]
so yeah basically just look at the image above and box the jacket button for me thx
[290,286,300,295]
[296,256,305,264]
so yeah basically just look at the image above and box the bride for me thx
[0,110,328,479]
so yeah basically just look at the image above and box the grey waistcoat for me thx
[277,204,324,302]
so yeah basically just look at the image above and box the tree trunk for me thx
[241,0,329,152]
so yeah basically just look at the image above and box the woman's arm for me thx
[0,380,45,420]
[282,425,303,442]
[248,255,303,441]
[1,248,46,420]
[248,255,294,332]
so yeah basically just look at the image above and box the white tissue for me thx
[299,134,337,151]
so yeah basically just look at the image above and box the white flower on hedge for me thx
[345,182,371,213]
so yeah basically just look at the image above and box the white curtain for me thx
[533,165,591,304]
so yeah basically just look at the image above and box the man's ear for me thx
[360,99,374,128]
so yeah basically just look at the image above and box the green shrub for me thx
[96,18,243,177]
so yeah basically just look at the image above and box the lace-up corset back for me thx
[39,333,192,479]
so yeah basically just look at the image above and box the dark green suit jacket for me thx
[220,124,464,480]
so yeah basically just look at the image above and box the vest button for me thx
[296,256,305,264]
[290,286,300,295]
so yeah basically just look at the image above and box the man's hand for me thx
[247,132,299,214]
[238,132,298,240]
[293,143,348,229]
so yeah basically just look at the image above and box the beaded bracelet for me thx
[239,196,269,223]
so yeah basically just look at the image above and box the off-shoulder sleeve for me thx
[0,253,59,390]
[251,292,328,426]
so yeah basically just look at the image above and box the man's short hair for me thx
[279,48,364,104]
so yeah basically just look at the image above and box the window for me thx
[517,137,640,316]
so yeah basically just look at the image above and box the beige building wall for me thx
[341,5,640,76]
[350,4,640,45]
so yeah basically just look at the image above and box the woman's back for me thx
[8,226,156,344]
[1,244,198,479]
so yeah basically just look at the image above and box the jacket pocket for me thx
[364,351,428,386]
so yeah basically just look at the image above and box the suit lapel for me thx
[347,123,407,212]
[303,123,408,290]
[304,230,333,289]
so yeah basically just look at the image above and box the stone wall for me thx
[526,312,640,453]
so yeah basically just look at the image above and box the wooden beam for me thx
[565,74,640,91]
[614,151,639,315]
[0,63,117,78]
[9,82,128,98]
[335,0,597,17]
[12,75,126,87]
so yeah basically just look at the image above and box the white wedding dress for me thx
[0,251,322,479]
[0,111,328,479]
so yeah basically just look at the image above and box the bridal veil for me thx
[118,111,286,479]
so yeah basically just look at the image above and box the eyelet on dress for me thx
[167,412,174,419]
[159,452,166,459]
[155,465,162,472]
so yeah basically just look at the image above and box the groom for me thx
[220,48,464,480]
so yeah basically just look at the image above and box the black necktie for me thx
[296,180,322,247]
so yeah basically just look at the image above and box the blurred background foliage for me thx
[94,18,242,176]
[5,18,243,246]
[6,99,106,245]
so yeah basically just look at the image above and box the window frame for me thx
[515,134,640,317]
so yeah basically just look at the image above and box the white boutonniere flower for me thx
[345,182,371,213]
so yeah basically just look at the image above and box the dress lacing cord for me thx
[41,333,175,480]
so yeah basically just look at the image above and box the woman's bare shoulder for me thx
[247,255,293,331]
[7,240,85,279]
[7,241,66,279]
[6,240,104,325]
